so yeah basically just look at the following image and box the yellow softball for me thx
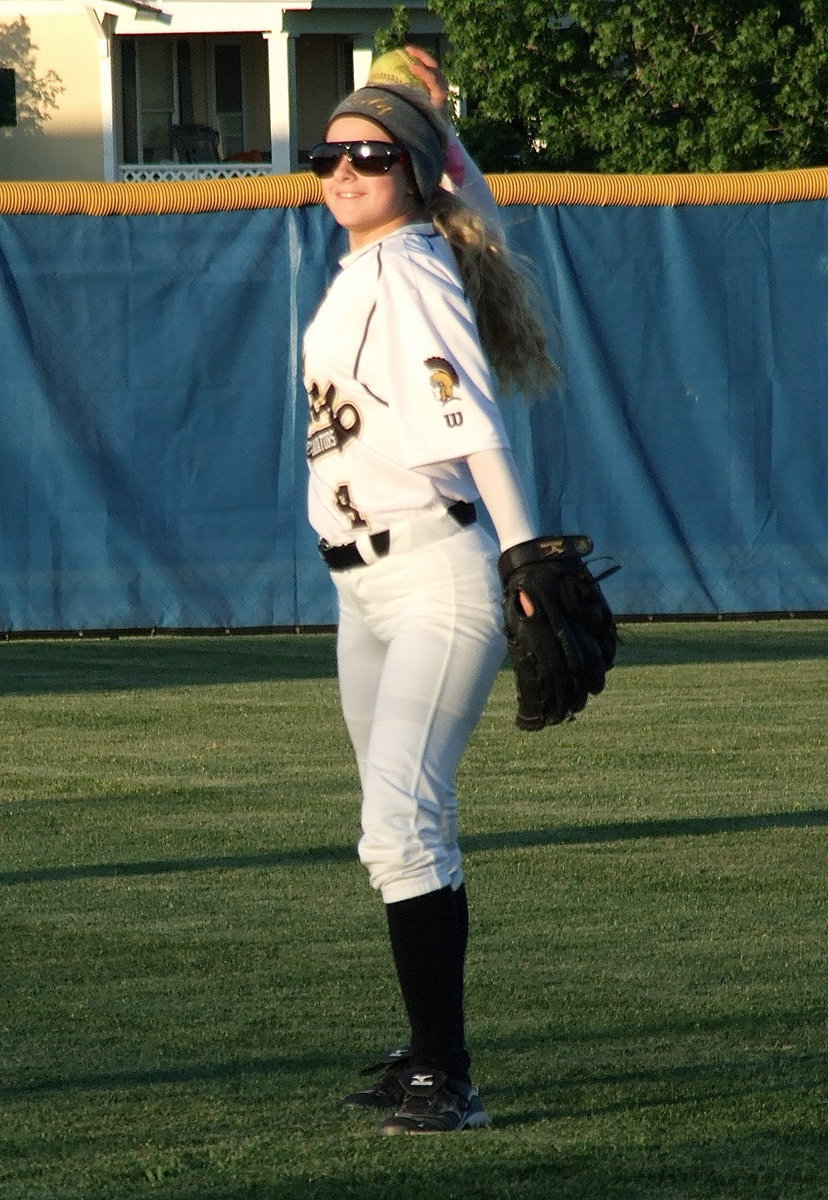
[367,49,429,93]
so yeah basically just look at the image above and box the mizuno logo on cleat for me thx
[410,1073,434,1088]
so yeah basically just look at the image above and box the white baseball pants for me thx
[331,519,505,904]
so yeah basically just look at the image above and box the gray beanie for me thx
[326,84,447,203]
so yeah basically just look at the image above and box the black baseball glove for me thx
[498,535,619,730]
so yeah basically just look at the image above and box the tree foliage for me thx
[428,0,828,171]
[374,5,411,54]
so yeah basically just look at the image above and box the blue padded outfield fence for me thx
[0,170,826,632]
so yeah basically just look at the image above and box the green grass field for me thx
[1,621,826,1200]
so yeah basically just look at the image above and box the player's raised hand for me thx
[403,45,451,113]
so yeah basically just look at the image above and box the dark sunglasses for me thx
[308,140,409,178]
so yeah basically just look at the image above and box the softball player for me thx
[303,60,557,1134]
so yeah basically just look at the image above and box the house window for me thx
[118,33,268,166]
[137,38,176,163]
[213,43,244,158]
[120,36,176,163]
[0,67,16,127]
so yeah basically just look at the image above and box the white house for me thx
[0,0,444,180]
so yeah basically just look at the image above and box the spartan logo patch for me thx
[305,378,362,460]
[426,357,464,427]
[426,356,460,404]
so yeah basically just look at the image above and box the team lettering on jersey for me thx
[307,356,467,464]
[306,377,362,461]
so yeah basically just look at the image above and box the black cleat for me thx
[380,1067,490,1134]
[341,1045,413,1110]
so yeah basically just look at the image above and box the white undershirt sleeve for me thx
[466,447,538,551]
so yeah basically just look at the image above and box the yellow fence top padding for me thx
[3,166,828,216]
[486,166,828,207]
[0,172,323,216]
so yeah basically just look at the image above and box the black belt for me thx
[319,501,477,572]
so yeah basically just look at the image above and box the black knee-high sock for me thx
[385,885,471,1082]
[454,882,469,962]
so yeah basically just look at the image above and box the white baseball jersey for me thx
[303,223,511,545]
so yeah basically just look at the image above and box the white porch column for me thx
[88,8,117,181]
[264,30,296,175]
[352,39,374,90]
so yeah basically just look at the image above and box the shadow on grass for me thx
[489,1049,827,1125]
[616,620,827,667]
[7,1024,819,1101]
[0,1052,315,1100]
[0,633,338,695]
[3,1031,821,1111]
[464,806,828,855]
[2,808,825,887]
[0,620,825,699]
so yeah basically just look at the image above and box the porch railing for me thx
[119,163,274,182]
